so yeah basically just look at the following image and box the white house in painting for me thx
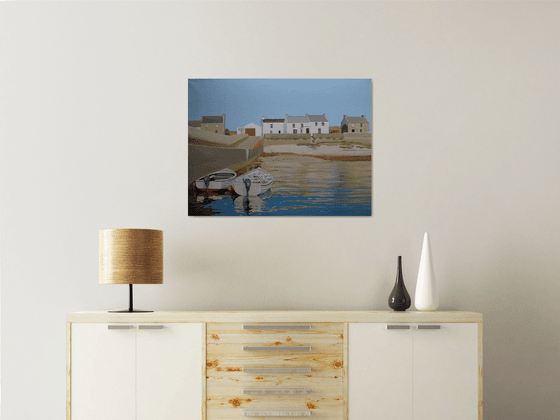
[261,118,285,134]
[254,113,332,135]
[237,122,261,136]
[285,115,311,134]
[306,114,329,135]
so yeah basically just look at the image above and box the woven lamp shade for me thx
[99,229,163,285]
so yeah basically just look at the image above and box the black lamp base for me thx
[108,309,153,313]
[107,284,153,313]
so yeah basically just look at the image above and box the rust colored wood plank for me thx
[202,322,207,420]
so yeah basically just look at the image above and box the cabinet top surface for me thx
[66,310,482,323]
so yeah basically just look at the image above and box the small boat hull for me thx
[233,182,272,196]
[233,168,274,196]
[195,168,237,191]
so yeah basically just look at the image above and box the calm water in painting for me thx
[188,154,371,216]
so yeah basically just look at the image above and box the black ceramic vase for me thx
[388,256,411,311]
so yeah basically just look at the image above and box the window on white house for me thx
[292,124,295,128]
[301,123,303,127]
[270,124,273,128]
[315,122,318,126]
[322,122,324,126]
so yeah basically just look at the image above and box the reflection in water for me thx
[233,189,273,215]
[188,154,371,216]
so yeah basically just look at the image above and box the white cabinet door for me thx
[349,323,413,420]
[413,323,478,420]
[136,323,203,420]
[71,323,136,420]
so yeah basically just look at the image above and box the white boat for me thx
[195,168,237,191]
[233,168,273,196]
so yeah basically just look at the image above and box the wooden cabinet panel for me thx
[348,323,413,420]
[207,322,343,341]
[71,323,136,420]
[137,323,203,420]
[413,323,478,420]
[206,323,344,420]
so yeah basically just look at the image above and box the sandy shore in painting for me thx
[263,143,372,161]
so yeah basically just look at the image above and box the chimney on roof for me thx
[362,115,364,118]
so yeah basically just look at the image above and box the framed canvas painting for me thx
[188,78,372,216]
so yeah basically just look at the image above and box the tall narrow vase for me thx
[415,232,439,311]
[388,256,411,311]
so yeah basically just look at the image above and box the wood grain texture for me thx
[203,322,207,420]
[99,229,163,285]
[207,373,343,388]
[243,368,313,373]
[343,322,348,420]
[66,322,71,420]
[242,346,312,352]
[207,322,344,420]
[67,311,483,324]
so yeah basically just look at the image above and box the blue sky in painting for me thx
[188,79,372,131]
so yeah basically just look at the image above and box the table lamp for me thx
[99,228,163,313]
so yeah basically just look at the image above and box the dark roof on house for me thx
[285,115,309,123]
[202,115,224,123]
[343,115,369,123]
[188,120,201,127]
[263,118,285,123]
[307,114,329,122]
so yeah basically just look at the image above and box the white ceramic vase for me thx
[414,232,439,311]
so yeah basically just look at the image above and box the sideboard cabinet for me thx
[67,311,482,420]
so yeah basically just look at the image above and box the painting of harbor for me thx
[188,79,372,216]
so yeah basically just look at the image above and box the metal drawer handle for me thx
[244,368,311,373]
[243,389,312,395]
[417,325,441,330]
[244,410,311,417]
[386,325,410,330]
[243,346,311,352]
[107,325,133,330]
[243,325,312,330]
[138,325,164,330]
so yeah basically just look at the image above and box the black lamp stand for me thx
[109,284,153,313]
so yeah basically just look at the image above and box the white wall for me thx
[309,121,329,135]
[262,122,284,134]
[2,2,560,419]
